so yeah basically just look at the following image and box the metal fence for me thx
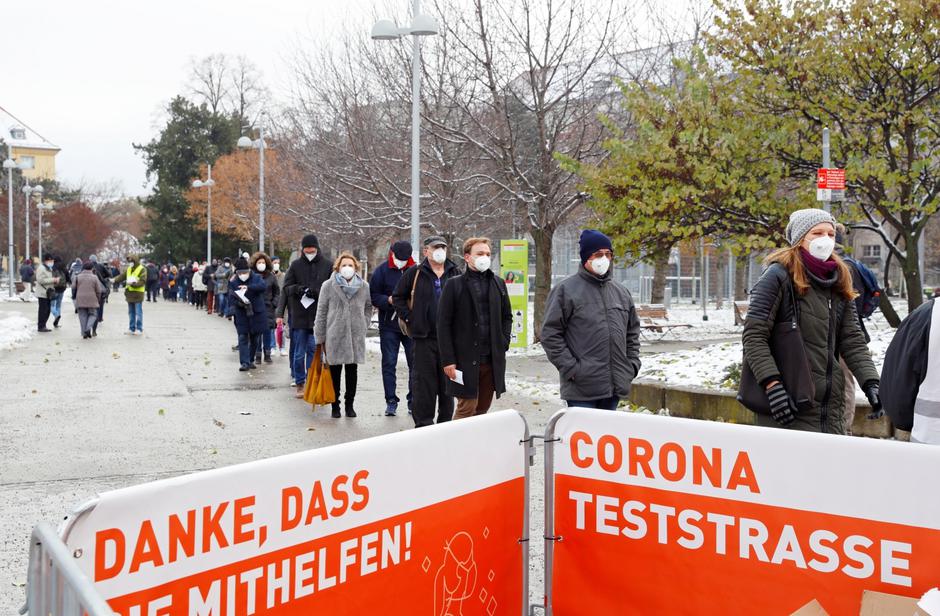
[19,522,113,616]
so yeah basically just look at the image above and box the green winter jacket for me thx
[742,262,879,434]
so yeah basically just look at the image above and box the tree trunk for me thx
[532,225,555,343]
[902,237,925,313]
[651,250,669,305]
[880,252,901,328]
[734,254,749,300]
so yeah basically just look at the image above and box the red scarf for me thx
[799,248,838,280]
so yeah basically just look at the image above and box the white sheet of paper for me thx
[451,369,464,385]
[919,588,940,615]
[300,295,315,309]
[234,288,248,303]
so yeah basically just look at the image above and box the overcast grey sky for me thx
[4,0,378,196]
[4,0,698,197]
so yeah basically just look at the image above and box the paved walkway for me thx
[0,294,561,612]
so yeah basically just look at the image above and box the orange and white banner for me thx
[545,409,940,616]
[64,411,529,616]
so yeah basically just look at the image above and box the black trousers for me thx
[37,297,51,329]
[412,337,454,428]
[330,364,358,405]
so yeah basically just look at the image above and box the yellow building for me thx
[1,105,59,180]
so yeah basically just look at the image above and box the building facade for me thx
[1,105,59,180]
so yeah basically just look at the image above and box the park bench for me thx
[733,300,749,326]
[636,304,692,340]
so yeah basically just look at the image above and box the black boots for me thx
[263,351,273,363]
[331,402,341,418]
[345,400,356,418]
[53,316,60,328]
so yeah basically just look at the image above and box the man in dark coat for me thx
[542,230,642,410]
[881,298,940,444]
[393,236,459,427]
[370,240,416,416]
[438,237,513,420]
[19,257,35,301]
[145,260,159,302]
[229,257,268,371]
[282,234,333,397]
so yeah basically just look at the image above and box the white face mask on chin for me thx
[807,236,835,261]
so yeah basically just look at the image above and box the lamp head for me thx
[409,13,439,36]
[2,158,15,170]
[33,185,43,195]
[192,180,204,188]
[371,19,402,40]
[205,179,215,187]
[237,136,254,148]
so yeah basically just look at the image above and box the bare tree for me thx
[187,54,231,115]
[431,0,631,338]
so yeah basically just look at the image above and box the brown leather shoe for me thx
[294,385,305,399]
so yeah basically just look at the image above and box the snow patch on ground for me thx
[638,324,896,396]
[0,314,32,350]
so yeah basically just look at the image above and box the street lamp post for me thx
[22,182,43,259]
[372,1,440,258]
[37,199,48,261]
[3,147,16,298]
[238,116,266,253]
[192,164,215,264]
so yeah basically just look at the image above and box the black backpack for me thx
[844,257,882,318]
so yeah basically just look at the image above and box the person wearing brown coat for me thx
[72,262,105,339]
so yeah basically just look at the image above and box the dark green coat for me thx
[742,263,879,434]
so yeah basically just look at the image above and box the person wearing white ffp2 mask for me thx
[437,237,514,421]
[541,229,643,412]
[391,235,459,427]
[314,252,372,419]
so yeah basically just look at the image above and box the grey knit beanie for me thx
[785,208,836,246]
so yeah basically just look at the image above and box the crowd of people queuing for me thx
[10,208,938,443]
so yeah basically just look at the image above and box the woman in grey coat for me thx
[314,251,373,418]
[72,262,104,339]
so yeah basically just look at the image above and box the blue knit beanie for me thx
[579,229,613,265]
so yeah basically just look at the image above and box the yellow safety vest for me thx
[126,264,146,293]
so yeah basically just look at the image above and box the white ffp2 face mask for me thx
[393,258,408,269]
[340,265,356,280]
[807,236,836,261]
[256,262,266,272]
[473,256,491,272]
[591,256,611,276]
[305,252,316,261]
[238,273,250,282]
[431,249,446,264]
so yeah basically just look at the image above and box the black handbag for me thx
[738,278,816,414]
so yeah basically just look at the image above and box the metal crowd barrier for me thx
[19,522,113,616]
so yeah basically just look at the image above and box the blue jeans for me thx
[263,328,275,352]
[566,396,620,410]
[51,292,64,317]
[239,332,262,366]
[379,328,413,405]
[127,301,143,332]
[291,329,317,385]
[217,292,228,316]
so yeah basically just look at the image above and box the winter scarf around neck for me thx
[335,272,363,298]
[800,248,838,280]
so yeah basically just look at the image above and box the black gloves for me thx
[864,381,883,420]
[304,287,316,299]
[766,383,797,427]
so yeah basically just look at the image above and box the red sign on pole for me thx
[817,168,846,190]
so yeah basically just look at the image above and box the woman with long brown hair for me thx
[742,208,881,434]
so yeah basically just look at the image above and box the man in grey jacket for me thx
[541,229,641,409]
